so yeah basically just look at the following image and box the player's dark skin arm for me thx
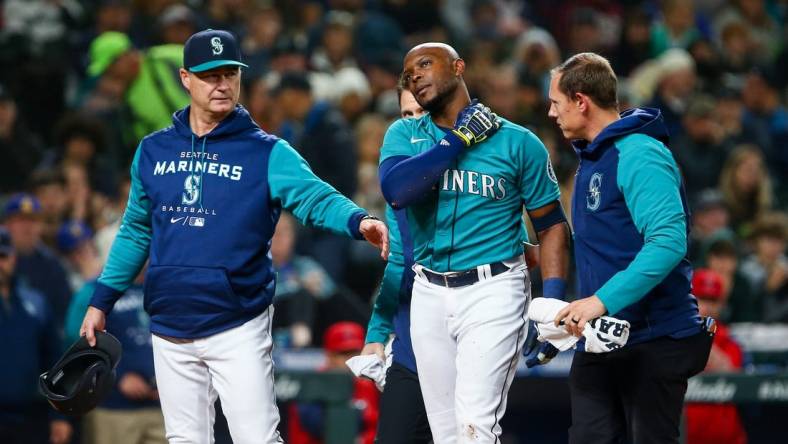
[528,201,569,281]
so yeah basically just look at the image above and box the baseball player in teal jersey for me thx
[379,43,570,443]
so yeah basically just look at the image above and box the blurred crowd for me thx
[0,0,787,443]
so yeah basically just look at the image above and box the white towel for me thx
[345,338,394,392]
[527,298,630,353]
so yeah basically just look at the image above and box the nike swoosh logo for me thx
[410,137,428,143]
[170,217,185,224]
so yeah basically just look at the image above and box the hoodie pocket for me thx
[144,265,240,318]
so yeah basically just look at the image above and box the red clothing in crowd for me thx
[685,323,747,444]
[288,377,379,444]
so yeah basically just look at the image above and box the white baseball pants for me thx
[411,259,530,444]
[152,308,283,444]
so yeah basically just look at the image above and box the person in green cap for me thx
[83,31,190,152]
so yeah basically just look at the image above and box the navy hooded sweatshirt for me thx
[90,105,367,339]
[572,108,701,345]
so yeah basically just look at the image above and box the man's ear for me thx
[454,58,466,77]
[575,93,589,113]
[180,68,191,92]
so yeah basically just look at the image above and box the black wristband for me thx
[360,215,380,222]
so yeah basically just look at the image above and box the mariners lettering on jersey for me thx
[440,169,507,200]
[153,152,243,181]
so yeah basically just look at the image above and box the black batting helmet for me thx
[39,331,122,416]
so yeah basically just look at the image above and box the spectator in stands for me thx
[288,322,379,444]
[645,48,698,139]
[274,71,358,281]
[2,194,71,334]
[271,212,336,348]
[354,113,388,220]
[61,161,98,228]
[0,84,44,194]
[689,189,734,264]
[511,27,561,96]
[673,94,733,197]
[29,169,69,250]
[310,11,358,74]
[0,226,71,444]
[83,31,190,147]
[333,67,373,124]
[47,114,116,197]
[94,175,129,263]
[706,236,756,323]
[650,0,703,57]
[268,35,310,74]
[740,68,788,181]
[156,4,197,45]
[0,0,81,137]
[685,268,748,444]
[718,21,758,74]
[56,220,100,294]
[241,5,283,79]
[739,212,788,322]
[719,144,773,237]
[244,76,282,134]
[612,9,653,76]
[714,0,781,64]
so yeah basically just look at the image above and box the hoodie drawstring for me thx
[198,137,206,209]
[189,134,207,210]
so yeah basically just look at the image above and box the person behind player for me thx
[79,29,388,444]
[360,83,432,444]
[289,322,379,444]
[548,52,712,443]
[380,42,570,443]
[684,268,747,444]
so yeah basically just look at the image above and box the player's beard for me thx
[417,78,459,115]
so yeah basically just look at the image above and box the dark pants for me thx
[568,332,712,444]
[375,362,432,444]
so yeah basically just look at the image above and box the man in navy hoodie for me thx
[547,53,712,444]
[79,29,389,444]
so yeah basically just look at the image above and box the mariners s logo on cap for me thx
[184,29,248,73]
[210,37,223,55]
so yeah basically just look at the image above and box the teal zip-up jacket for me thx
[90,105,367,339]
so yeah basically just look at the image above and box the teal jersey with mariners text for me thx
[380,115,560,272]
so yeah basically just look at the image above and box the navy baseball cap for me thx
[3,193,41,220]
[0,226,13,256]
[183,29,248,73]
[57,220,94,254]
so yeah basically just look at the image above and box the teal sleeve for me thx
[379,119,416,164]
[596,137,688,315]
[365,261,403,344]
[96,146,152,295]
[520,131,561,210]
[269,139,366,237]
[64,281,96,347]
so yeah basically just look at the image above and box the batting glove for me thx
[523,320,559,368]
[525,342,560,368]
[452,100,501,147]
